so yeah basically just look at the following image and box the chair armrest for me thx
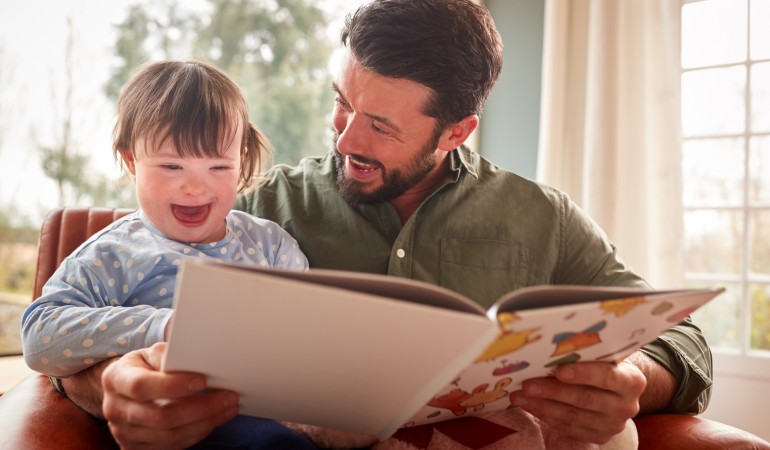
[634,413,770,450]
[2,374,768,449]
[0,374,117,449]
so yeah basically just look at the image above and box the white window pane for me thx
[684,209,744,274]
[750,62,770,132]
[690,281,742,350]
[750,136,770,203]
[682,67,746,136]
[750,211,770,274]
[683,138,745,206]
[751,0,770,60]
[750,284,770,351]
[682,0,747,68]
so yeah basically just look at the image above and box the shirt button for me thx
[396,249,406,258]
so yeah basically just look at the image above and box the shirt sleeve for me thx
[556,192,713,413]
[21,259,172,377]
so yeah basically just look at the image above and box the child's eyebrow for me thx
[332,82,402,133]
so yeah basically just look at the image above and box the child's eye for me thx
[160,164,182,170]
[212,166,232,171]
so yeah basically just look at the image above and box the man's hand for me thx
[509,358,647,444]
[101,342,239,450]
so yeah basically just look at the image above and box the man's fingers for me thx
[102,344,210,402]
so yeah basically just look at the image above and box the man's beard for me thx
[333,131,440,206]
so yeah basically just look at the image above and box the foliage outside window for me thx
[0,0,354,356]
[682,0,770,354]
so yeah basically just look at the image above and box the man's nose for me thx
[335,115,367,156]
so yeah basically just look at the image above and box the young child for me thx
[21,60,309,377]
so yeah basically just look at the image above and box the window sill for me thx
[0,355,34,395]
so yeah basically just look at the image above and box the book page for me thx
[405,287,723,428]
[162,260,499,439]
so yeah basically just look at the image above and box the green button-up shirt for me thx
[234,146,712,413]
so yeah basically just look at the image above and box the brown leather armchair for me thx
[1,207,769,449]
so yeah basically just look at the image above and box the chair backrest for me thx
[33,207,135,300]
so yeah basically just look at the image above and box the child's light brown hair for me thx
[113,60,268,192]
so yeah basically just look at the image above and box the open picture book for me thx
[162,259,723,440]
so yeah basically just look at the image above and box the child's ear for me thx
[119,148,136,175]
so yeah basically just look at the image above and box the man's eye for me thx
[334,97,349,109]
[371,123,387,135]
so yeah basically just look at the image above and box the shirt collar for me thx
[449,145,479,180]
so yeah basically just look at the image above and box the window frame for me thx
[681,0,770,380]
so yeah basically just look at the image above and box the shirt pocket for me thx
[440,238,529,309]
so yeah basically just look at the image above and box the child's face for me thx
[124,125,242,244]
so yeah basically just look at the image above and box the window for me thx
[682,0,770,368]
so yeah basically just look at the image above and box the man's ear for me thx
[119,148,136,175]
[437,115,479,151]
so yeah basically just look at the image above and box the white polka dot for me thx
[63,349,73,357]
[198,251,206,257]
[137,325,147,333]
[236,230,243,237]
[267,227,273,235]
[155,256,162,264]
[260,260,268,267]
[117,337,128,345]
[220,247,228,255]
[41,357,49,365]
[247,247,256,255]
[279,255,288,263]
[93,285,100,294]
[63,297,72,304]
[66,275,75,284]
[110,299,119,306]
[83,339,94,348]
[183,247,191,254]
[131,298,140,305]
[114,260,121,269]
[107,352,117,357]
[84,358,94,365]
[93,258,102,267]
[58,328,68,336]
[123,318,134,326]
[35,323,43,331]
[80,317,90,325]
[99,323,108,331]
[51,311,59,319]
[155,274,163,280]
[271,245,277,252]
[172,259,181,266]
[41,335,51,344]
[159,288,168,296]
[209,242,216,248]
[127,258,134,268]
[234,253,242,260]
[137,272,145,281]
[257,242,263,249]
[294,256,303,264]
[123,285,129,294]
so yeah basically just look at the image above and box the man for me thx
[61,0,712,448]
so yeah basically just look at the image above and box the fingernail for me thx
[188,378,205,391]
[526,382,542,395]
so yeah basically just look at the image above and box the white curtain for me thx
[537,0,684,288]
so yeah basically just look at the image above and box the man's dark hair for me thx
[341,0,503,130]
